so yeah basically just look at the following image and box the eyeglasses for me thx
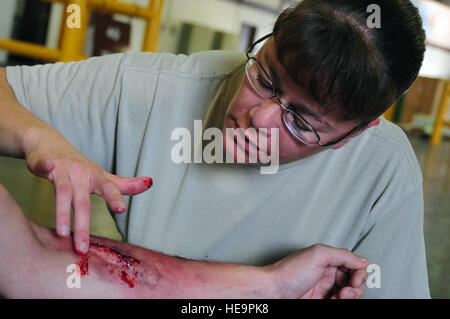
[245,33,367,147]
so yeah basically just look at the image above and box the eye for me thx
[257,76,273,91]
[293,117,308,132]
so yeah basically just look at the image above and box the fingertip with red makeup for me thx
[143,177,153,189]
[74,246,87,256]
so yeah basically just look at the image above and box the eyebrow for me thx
[262,51,334,132]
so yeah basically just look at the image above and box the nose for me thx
[274,95,289,112]
[249,98,282,124]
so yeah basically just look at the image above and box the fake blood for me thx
[75,243,141,288]
[120,271,137,288]
[76,255,89,276]
[143,177,153,189]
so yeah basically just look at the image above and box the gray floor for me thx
[0,131,448,298]
[407,132,450,299]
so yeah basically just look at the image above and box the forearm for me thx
[27,227,273,299]
[0,187,274,298]
[0,68,56,158]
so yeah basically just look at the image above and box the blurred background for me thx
[0,0,448,298]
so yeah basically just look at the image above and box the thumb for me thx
[106,174,153,195]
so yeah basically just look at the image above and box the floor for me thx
[408,132,450,299]
[0,131,448,298]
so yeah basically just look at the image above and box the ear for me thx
[332,117,381,150]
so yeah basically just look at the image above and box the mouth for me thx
[230,117,269,155]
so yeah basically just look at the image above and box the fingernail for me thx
[77,241,88,255]
[59,225,69,236]
[348,291,354,298]
[143,177,153,188]
[75,247,85,255]
[115,204,126,213]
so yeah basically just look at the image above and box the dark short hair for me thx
[272,0,426,124]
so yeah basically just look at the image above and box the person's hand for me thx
[23,130,153,255]
[266,244,369,299]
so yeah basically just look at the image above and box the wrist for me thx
[256,265,280,298]
[175,259,279,298]
[21,126,57,157]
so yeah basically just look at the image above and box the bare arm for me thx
[0,182,369,299]
[23,226,274,299]
[0,67,53,158]
[0,182,272,298]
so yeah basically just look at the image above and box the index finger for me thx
[71,174,92,255]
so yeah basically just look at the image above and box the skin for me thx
[0,183,368,298]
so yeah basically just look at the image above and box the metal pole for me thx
[431,81,450,144]
[142,0,164,52]
[59,0,91,62]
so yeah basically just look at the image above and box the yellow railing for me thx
[0,0,164,63]
[431,80,450,144]
[382,102,396,122]
[383,80,450,144]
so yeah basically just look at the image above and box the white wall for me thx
[419,45,450,80]
[0,0,18,65]
[414,0,450,80]
[45,2,63,49]
[157,0,278,53]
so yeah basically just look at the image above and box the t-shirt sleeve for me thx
[352,185,430,298]
[5,53,127,171]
